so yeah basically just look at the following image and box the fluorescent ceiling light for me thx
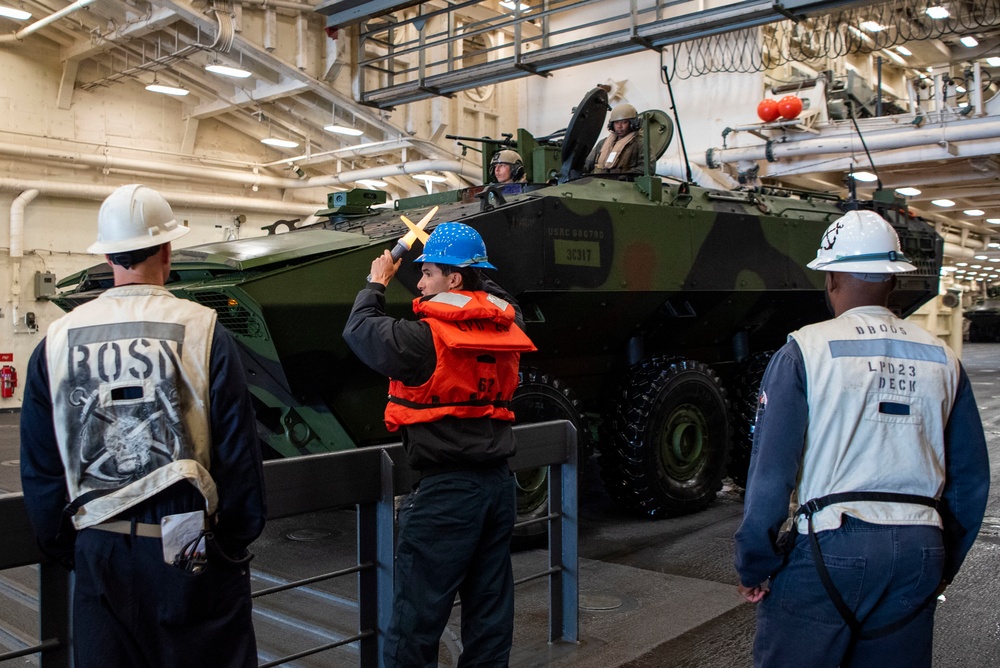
[971,264,982,269]
[0,5,31,19]
[499,1,530,11]
[965,209,985,216]
[850,171,879,182]
[896,46,912,56]
[961,36,979,47]
[975,255,988,260]
[932,199,955,207]
[989,242,1000,248]
[356,179,388,188]
[261,137,299,148]
[413,173,447,183]
[925,6,950,19]
[958,102,970,108]
[956,262,969,266]
[205,63,252,78]
[325,124,364,136]
[987,218,1000,224]
[895,187,921,196]
[860,21,885,32]
[145,83,189,96]
[942,266,957,272]
[955,269,966,273]
[988,57,1000,66]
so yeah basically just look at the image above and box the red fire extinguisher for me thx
[1,365,17,399]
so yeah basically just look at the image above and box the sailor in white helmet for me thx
[734,209,989,667]
[20,184,266,668]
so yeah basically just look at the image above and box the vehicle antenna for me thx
[661,64,693,186]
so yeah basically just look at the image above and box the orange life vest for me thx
[385,291,536,431]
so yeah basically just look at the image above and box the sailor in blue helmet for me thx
[344,221,535,667]
[734,210,989,667]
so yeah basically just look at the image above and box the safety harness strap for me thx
[797,491,939,640]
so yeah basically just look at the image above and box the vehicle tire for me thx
[509,367,587,548]
[727,351,774,488]
[601,358,729,518]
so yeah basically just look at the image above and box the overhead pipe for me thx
[0,0,99,44]
[0,142,480,190]
[704,118,1000,168]
[0,179,322,216]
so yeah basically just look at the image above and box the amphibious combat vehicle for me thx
[54,88,944,535]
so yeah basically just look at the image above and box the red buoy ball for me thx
[778,95,803,120]
[757,99,780,122]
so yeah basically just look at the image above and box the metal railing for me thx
[0,419,577,667]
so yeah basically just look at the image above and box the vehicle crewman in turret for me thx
[585,102,642,174]
[490,149,527,184]
[734,210,989,667]
[20,184,266,668]
[343,222,535,668]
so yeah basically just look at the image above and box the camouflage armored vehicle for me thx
[965,289,1000,342]
[54,88,943,535]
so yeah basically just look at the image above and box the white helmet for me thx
[807,210,916,273]
[88,184,189,254]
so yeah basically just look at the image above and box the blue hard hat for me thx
[415,222,497,269]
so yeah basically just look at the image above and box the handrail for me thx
[0,419,577,667]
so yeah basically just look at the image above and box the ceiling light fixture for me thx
[146,81,189,96]
[956,262,969,266]
[413,174,447,183]
[960,36,979,47]
[975,255,988,260]
[925,6,950,19]
[261,137,299,148]
[860,20,885,32]
[895,187,921,196]
[964,209,985,216]
[325,124,364,136]
[988,57,1000,66]
[932,199,955,207]
[896,45,912,56]
[850,170,879,182]
[499,1,530,11]
[0,5,31,19]
[206,63,252,78]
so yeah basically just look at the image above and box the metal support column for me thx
[547,422,579,643]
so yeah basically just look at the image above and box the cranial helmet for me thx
[415,222,497,269]
[807,210,916,273]
[607,103,640,132]
[88,184,189,254]
[490,149,525,182]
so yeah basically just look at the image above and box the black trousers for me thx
[383,465,516,668]
[72,528,257,668]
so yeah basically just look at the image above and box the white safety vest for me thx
[789,305,959,533]
[45,285,219,529]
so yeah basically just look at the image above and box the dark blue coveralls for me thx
[734,340,989,668]
[20,322,266,668]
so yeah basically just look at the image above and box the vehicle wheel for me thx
[509,368,587,547]
[727,351,774,488]
[602,358,729,518]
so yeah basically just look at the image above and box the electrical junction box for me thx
[35,271,56,299]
